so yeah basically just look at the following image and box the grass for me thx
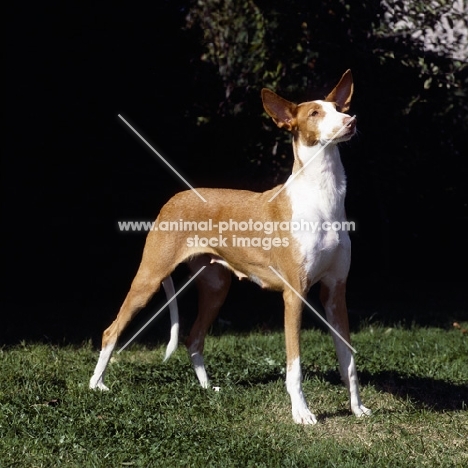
[1,325,467,467]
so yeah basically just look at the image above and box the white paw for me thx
[193,372,209,389]
[352,404,372,417]
[292,406,318,425]
[193,363,209,389]
[89,377,109,391]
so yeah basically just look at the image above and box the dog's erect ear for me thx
[325,69,354,113]
[261,89,297,131]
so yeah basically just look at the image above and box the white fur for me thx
[287,141,349,284]
[162,277,179,361]
[89,343,114,390]
[286,357,317,424]
[316,101,353,143]
[189,340,209,389]
[327,315,372,417]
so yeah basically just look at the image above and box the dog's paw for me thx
[89,376,109,391]
[292,407,318,425]
[352,404,372,417]
[197,378,209,389]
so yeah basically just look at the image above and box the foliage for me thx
[378,0,467,62]
[186,0,466,116]
[186,0,273,117]
[374,0,467,115]
[185,0,466,175]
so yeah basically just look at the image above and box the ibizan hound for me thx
[90,70,371,424]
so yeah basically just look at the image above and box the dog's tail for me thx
[162,276,179,361]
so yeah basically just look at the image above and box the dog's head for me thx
[261,70,356,147]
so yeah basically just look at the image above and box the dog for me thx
[90,70,371,424]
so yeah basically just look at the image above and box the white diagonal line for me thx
[118,266,206,353]
[118,114,207,203]
[269,266,357,354]
[268,116,356,202]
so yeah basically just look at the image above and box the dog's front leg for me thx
[283,288,317,425]
[320,278,371,417]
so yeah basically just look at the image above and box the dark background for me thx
[3,1,467,346]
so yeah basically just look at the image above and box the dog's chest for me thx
[286,168,348,279]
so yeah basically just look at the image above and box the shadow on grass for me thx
[234,368,467,412]
[359,370,468,411]
[318,369,468,412]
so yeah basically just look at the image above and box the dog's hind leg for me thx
[89,267,167,390]
[162,276,179,361]
[89,235,177,391]
[186,255,231,388]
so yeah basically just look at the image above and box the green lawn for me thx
[1,325,467,467]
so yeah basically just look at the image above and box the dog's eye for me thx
[310,110,319,117]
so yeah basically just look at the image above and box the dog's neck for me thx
[286,139,347,220]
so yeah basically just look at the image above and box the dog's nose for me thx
[344,115,356,129]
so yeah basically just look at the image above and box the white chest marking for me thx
[286,143,349,281]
